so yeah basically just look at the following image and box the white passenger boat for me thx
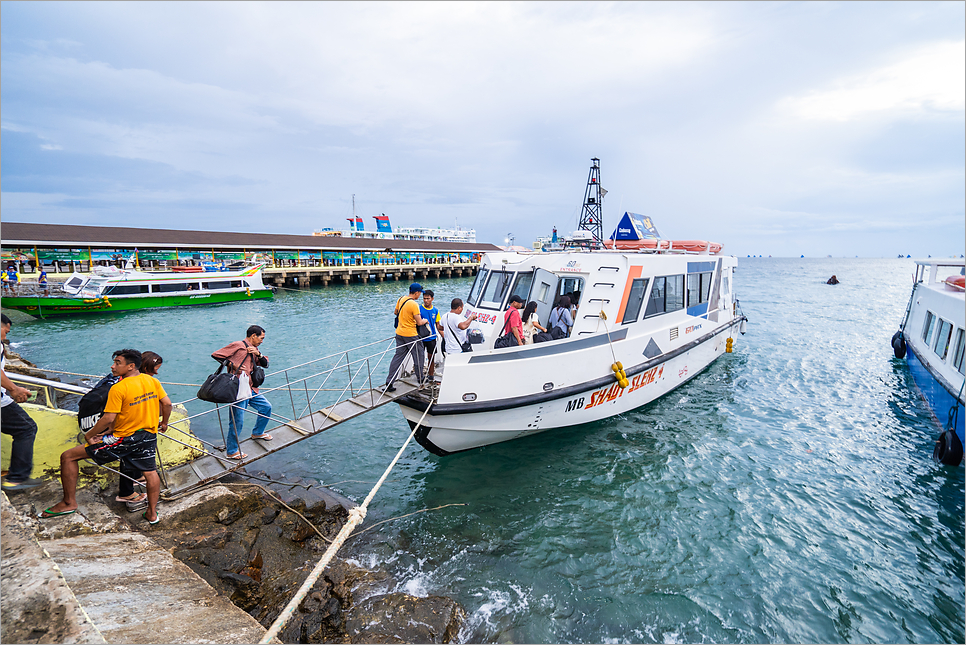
[397,246,747,454]
[892,259,966,465]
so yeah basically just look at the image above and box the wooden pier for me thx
[260,261,478,288]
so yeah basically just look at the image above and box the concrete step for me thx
[42,533,268,644]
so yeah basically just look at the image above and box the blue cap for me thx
[409,283,423,294]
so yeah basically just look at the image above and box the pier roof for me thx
[1,222,501,253]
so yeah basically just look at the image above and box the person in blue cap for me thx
[384,283,429,391]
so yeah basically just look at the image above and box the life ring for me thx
[944,275,965,291]
[933,429,964,466]
[891,330,906,359]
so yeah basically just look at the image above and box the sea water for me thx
[6,258,964,643]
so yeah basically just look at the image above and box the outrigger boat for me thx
[398,245,746,454]
[1,263,274,318]
[892,259,966,465]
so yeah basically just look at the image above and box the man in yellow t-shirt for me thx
[383,283,428,391]
[42,349,172,524]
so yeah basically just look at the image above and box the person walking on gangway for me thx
[384,283,428,392]
[212,325,272,460]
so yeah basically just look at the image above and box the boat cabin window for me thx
[687,272,713,306]
[478,270,514,310]
[933,319,953,359]
[153,282,189,293]
[66,277,84,288]
[510,272,533,303]
[467,268,489,307]
[922,311,937,346]
[204,281,232,290]
[621,278,650,324]
[952,329,965,375]
[103,284,149,296]
[644,275,685,318]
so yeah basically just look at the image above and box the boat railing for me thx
[6,372,90,409]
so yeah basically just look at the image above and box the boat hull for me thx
[398,318,741,455]
[906,343,966,445]
[1,289,273,318]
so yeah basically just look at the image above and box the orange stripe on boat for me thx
[615,266,643,323]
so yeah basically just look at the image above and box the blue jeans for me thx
[226,393,272,455]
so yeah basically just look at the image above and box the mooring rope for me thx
[259,397,435,644]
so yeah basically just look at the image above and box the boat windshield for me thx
[467,268,489,307]
[78,277,109,298]
[478,270,514,310]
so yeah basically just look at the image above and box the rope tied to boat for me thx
[596,310,629,389]
[259,393,435,644]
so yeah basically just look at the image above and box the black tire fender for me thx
[891,330,906,359]
[933,429,964,466]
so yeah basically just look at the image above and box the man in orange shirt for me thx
[384,283,428,391]
[41,349,171,524]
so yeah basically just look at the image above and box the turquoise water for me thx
[6,258,964,643]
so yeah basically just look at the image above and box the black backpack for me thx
[78,374,119,432]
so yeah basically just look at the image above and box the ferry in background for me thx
[313,198,476,244]
[892,259,966,465]
[1,263,273,318]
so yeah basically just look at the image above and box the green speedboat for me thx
[2,263,274,318]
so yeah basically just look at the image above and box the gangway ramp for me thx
[161,377,423,498]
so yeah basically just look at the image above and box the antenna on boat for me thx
[577,158,604,248]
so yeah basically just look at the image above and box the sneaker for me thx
[384,385,397,392]
[1,477,43,492]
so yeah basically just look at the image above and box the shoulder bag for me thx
[197,360,240,403]
[493,315,519,349]
[446,314,473,352]
[241,344,266,388]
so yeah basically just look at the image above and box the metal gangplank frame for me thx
[158,337,434,499]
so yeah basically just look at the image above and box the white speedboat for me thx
[397,246,746,454]
[892,259,966,465]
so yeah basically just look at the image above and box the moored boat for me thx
[397,245,746,455]
[1,263,274,318]
[891,259,966,465]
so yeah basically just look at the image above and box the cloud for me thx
[778,40,966,121]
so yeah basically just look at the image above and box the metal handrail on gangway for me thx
[8,336,434,499]
[159,335,432,498]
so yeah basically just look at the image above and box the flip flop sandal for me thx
[251,434,273,441]
[40,507,76,518]
[116,493,147,503]
[226,452,248,460]
[126,499,148,512]
[142,511,160,525]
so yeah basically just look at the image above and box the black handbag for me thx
[417,323,432,339]
[197,360,240,403]
[493,317,518,349]
[242,349,266,388]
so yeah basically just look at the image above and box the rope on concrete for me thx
[259,399,434,644]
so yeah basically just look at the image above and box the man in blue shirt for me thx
[419,290,444,380]
[4,265,19,295]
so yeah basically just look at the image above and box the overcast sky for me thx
[2,1,963,257]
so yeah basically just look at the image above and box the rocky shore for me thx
[2,470,465,643]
